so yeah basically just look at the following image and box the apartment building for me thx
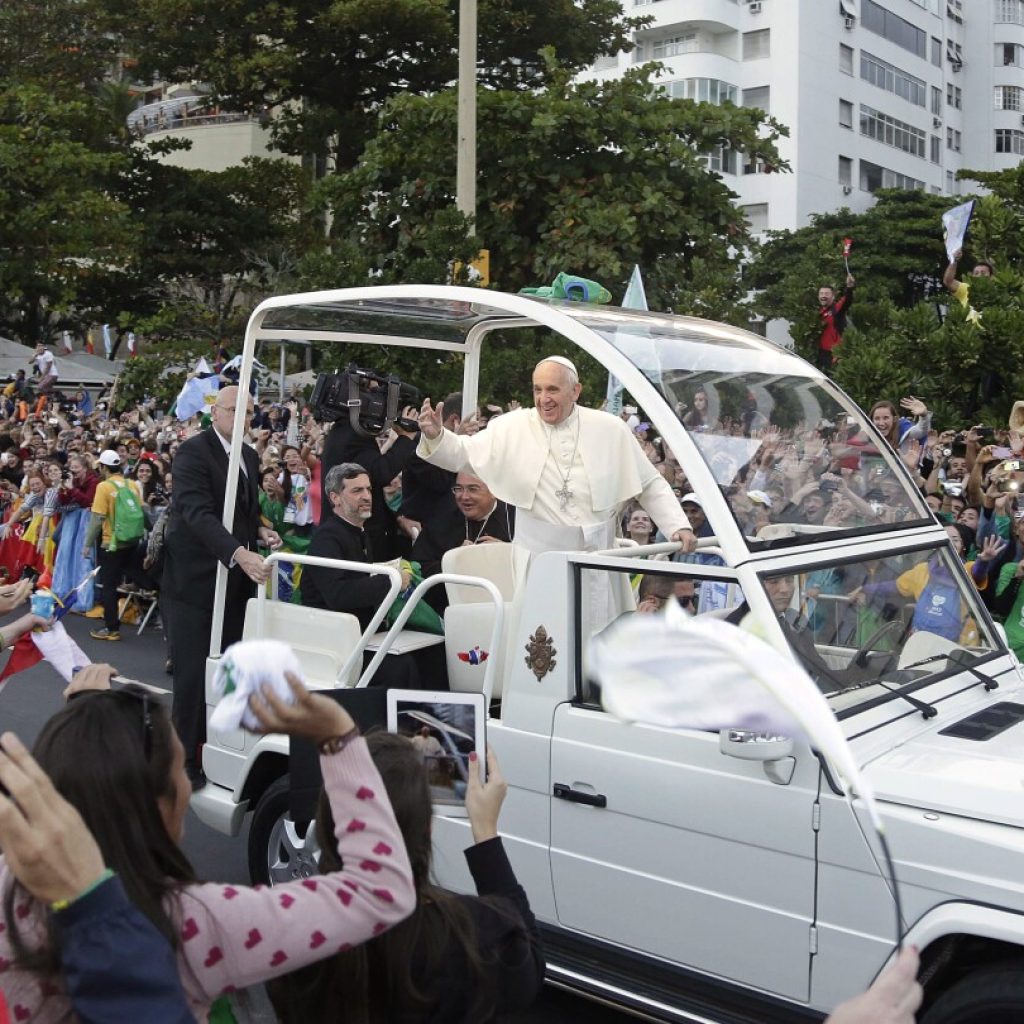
[583,0,1024,232]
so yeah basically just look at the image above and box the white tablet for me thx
[385,690,486,816]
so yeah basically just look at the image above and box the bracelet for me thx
[51,868,114,913]
[317,725,361,756]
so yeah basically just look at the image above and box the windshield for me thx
[757,544,1001,715]
[572,308,932,547]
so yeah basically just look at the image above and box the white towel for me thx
[210,639,305,732]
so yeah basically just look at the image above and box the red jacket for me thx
[62,470,99,509]
[819,287,853,352]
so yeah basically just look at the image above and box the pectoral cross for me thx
[555,480,573,511]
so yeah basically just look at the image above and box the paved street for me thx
[0,611,634,1024]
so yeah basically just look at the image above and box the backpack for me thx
[109,479,145,550]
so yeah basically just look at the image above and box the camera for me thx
[943,481,963,498]
[310,365,420,438]
[977,426,994,439]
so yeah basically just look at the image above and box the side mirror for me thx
[719,728,794,762]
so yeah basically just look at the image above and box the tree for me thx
[745,176,1024,426]
[98,0,645,166]
[314,63,788,314]
[0,85,136,344]
[745,189,955,356]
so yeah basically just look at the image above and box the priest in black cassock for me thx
[411,471,515,614]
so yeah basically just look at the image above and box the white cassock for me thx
[418,406,691,631]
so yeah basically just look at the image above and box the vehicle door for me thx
[548,559,818,1001]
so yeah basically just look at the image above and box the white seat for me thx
[441,542,528,698]
[242,598,364,687]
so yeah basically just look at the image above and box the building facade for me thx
[583,0,1024,232]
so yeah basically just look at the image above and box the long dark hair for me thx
[4,687,196,976]
[270,732,513,1024]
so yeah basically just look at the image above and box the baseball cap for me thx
[680,493,703,508]
[747,489,773,508]
[98,449,121,467]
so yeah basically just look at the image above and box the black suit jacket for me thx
[302,513,392,631]
[163,428,262,610]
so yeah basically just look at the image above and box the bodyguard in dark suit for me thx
[163,386,281,785]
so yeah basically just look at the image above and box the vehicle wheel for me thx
[247,776,320,886]
[922,966,1024,1024]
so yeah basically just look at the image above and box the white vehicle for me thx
[194,285,1024,1023]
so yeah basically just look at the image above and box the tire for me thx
[246,775,320,886]
[922,966,1024,1024]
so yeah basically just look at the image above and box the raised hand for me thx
[466,747,506,844]
[976,535,1008,563]
[900,396,928,419]
[418,397,445,440]
[247,672,356,746]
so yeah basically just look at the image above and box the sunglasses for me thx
[677,595,696,609]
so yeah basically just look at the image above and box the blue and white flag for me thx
[942,199,975,263]
[607,266,649,415]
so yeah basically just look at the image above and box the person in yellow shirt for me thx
[83,451,144,642]
[943,248,993,324]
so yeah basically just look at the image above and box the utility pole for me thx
[456,0,477,226]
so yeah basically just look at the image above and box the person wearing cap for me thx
[417,357,696,560]
[83,451,144,642]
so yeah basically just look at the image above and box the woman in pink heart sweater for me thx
[0,673,414,1023]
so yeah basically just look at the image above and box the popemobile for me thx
[194,284,1024,1023]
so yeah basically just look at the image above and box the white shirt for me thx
[34,351,56,379]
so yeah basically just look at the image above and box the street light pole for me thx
[456,0,477,226]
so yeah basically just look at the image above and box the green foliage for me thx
[0,85,136,343]
[98,0,646,165]
[320,64,788,310]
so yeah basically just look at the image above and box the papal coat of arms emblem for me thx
[524,626,557,681]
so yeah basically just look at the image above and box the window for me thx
[860,51,926,106]
[743,85,770,112]
[946,169,956,192]
[743,154,769,174]
[999,42,1024,66]
[664,78,738,105]
[860,159,925,192]
[996,128,1024,154]
[996,85,1024,110]
[932,86,942,115]
[840,43,854,75]
[931,37,942,67]
[652,33,698,58]
[704,145,738,175]
[839,98,854,127]
[996,0,1024,25]
[947,0,963,22]
[931,135,942,163]
[947,127,962,151]
[862,1,927,60]
[839,155,853,186]
[860,103,927,157]
[946,39,963,68]
[947,83,962,109]
[743,29,770,60]
[740,203,768,232]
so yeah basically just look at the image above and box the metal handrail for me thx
[590,536,720,559]
[357,573,504,704]
[259,551,402,686]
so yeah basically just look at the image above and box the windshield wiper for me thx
[898,649,999,692]
[830,676,938,718]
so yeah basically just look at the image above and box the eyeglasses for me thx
[451,485,485,496]
[677,596,696,608]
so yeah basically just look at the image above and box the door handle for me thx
[553,783,607,808]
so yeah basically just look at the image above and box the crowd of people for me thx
[0,342,982,1023]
